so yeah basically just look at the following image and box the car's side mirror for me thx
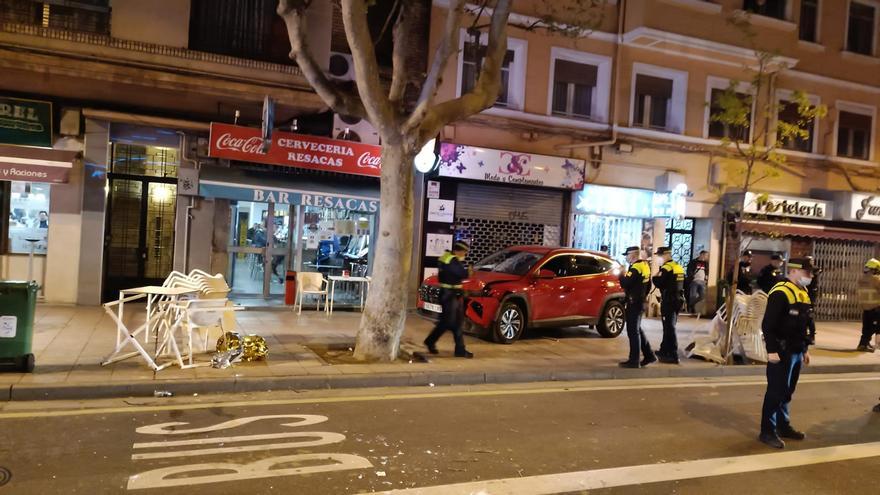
[536,269,555,279]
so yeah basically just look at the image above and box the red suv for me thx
[418,246,626,344]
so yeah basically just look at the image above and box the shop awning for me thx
[742,220,880,243]
[198,166,379,213]
[0,144,78,183]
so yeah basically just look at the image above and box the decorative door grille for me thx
[813,239,874,321]
[664,218,695,267]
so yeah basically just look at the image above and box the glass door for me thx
[227,201,298,298]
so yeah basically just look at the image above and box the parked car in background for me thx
[418,246,626,344]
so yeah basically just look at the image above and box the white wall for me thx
[110,0,191,48]
[43,212,82,303]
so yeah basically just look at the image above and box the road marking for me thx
[132,433,346,460]
[136,414,327,435]
[2,374,879,419]
[364,441,880,494]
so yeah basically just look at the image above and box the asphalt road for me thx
[1,374,880,494]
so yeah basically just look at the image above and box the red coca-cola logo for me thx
[357,152,381,169]
[215,133,264,154]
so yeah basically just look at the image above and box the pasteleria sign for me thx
[743,192,830,220]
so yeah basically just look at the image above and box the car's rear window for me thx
[475,249,543,276]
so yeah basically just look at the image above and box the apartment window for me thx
[189,0,292,65]
[708,88,752,140]
[837,110,873,159]
[551,60,597,119]
[799,0,819,42]
[0,0,110,34]
[743,0,787,19]
[634,75,673,130]
[461,42,517,108]
[847,1,877,56]
[777,100,815,152]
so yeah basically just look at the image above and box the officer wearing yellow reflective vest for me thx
[758,257,817,449]
[652,247,685,364]
[424,241,474,358]
[618,246,656,369]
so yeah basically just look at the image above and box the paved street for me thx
[1,374,880,494]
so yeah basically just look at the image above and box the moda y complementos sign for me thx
[0,97,52,148]
[208,123,381,178]
[743,192,830,220]
[437,142,585,190]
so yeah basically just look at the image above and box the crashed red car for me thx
[418,246,626,344]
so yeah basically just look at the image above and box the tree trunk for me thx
[353,141,416,361]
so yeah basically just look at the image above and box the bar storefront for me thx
[204,123,381,305]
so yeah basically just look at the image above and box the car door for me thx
[529,254,576,322]
[569,255,609,318]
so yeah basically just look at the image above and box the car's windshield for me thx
[475,249,544,276]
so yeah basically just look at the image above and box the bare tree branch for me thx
[277,0,366,118]
[389,0,416,104]
[340,0,395,131]
[404,0,467,133]
[417,0,513,141]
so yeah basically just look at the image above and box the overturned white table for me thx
[327,276,371,315]
[101,286,199,370]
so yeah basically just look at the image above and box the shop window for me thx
[799,0,819,42]
[837,110,873,160]
[777,99,816,152]
[708,87,752,141]
[634,75,672,131]
[7,182,50,255]
[847,1,876,56]
[551,59,597,120]
[743,0,787,20]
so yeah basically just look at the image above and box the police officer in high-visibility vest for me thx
[619,246,656,368]
[424,241,474,358]
[652,246,685,364]
[759,257,816,449]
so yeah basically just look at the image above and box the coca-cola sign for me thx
[208,122,382,177]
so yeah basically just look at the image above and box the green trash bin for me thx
[0,281,38,372]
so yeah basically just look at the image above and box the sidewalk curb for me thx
[7,363,880,401]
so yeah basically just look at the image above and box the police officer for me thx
[424,241,474,358]
[759,257,816,449]
[727,250,754,294]
[757,253,786,293]
[619,246,656,368]
[653,247,685,364]
[857,258,880,352]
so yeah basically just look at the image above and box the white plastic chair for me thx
[165,299,242,368]
[295,272,328,315]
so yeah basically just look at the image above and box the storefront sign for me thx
[427,198,454,223]
[0,97,52,147]
[437,142,585,190]
[200,180,379,212]
[743,192,830,220]
[843,193,880,223]
[0,144,74,183]
[573,184,684,218]
[208,123,382,178]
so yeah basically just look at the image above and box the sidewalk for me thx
[1,304,879,401]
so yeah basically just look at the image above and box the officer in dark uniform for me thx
[727,250,754,294]
[618,246,656,368]
[424,241,474,358]
[759,257,816,449]
[653,247,685,364]
[805,257,821,346]
[757,253,786,293]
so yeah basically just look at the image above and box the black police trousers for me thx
[425,289,466,354]
[658,301,679,357]
[859,308,879,347]
[625,301,653,364]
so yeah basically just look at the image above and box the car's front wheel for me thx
[597,300,625,338]
[493,301,526,344]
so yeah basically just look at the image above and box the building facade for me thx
[421,0,880,318]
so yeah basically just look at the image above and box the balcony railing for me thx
[0,0,110,35]
[0,21,303,78]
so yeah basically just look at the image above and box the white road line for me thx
[364,441,880,495]
[1,374,878,419]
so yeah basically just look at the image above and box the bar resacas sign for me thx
[209,122,381,177]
